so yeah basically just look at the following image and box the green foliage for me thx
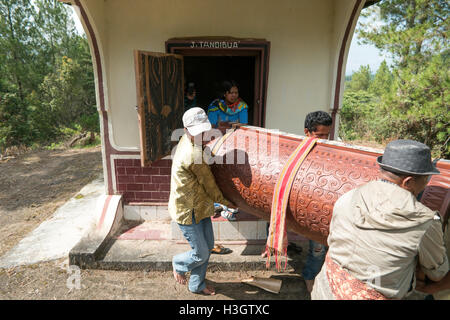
[358,0,449,70]
[44,141,64,150]
[369,60,394,97]
[382,53,450,156]
[346,65,373,92]
[339,90,387,142]
[39,55,97,130]
[340,0,449,159]
[78,113,100,134]
[0,0,97,152]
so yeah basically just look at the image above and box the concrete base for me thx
[123,204,306,242]
[76,238,307,272]
[70,200,308,271]
[172,215,269,242]
[70,209,307,271]
[69,194,124,268]
[123,204,171,222]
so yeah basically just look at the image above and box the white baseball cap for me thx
[182,107,212,136]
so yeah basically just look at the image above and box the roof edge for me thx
[363,0,382,9]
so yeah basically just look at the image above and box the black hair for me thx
[221,80,239,96]
[304,111,332,132]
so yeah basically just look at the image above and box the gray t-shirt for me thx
[312,180,448,299]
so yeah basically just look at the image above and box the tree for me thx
[0,0,41,148]
[345,65,373,92]
[358,0,449,71]
[369,60,393,97]
[339,90,379,141]
[381,53,449,156]
[34,0,78,73]
[354,0,450,158]
[0,0,97,150]
[39,51,97,138]
[0,0,40,102]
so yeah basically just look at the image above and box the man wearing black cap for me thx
[311,139,449,300]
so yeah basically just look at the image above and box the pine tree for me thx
[34,0,78,73]
[0,0,97,150]
[369,60,393,97]
[358,0,449,71]
[346,65,372,92]
[0,0,39,101]
[356,0,449,157]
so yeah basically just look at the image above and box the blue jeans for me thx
[172,212,214,293]
[302,240,327,280]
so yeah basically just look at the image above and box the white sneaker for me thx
[221,210,236,221]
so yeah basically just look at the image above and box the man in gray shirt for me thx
[312,139,448,299]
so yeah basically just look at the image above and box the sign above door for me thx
[165,37,270,128]
[188,40,240,49]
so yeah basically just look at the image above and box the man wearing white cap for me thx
[169,107,235,295]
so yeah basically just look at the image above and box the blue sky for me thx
[346,39,391,76]
[346,11,393,75]
[345,28,392,75]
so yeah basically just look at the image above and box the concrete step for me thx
[113,219,268,242]
[90,238,308,272]
[70,203,309,271]
[123,204,171,221]
[122,206,307,242]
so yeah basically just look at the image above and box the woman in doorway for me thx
[207,81,244,249]
[207,80,248,127]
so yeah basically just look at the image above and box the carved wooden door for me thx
[134,50,184,166]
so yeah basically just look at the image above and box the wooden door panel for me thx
[134,50,184,166]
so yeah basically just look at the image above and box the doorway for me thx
[166,38,270,127]
[183,55,255,125]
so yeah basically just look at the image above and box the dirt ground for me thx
[0,146,308,300]
[0,146,103,258]
[0,260,307,300]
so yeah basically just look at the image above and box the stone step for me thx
[123,204,268,222]
[122,205,274,242]
[89,239,308,272]
[123,204,171,221]
[172,219,268,241]
[113,218,306,246]
[113,219,268,242]
[114,220,172,240]
[70,198,309,272]
[71,213,308,271]
[117,214,308,243]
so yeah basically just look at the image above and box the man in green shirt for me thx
[170,107,235,295]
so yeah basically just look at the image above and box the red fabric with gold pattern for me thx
[266,137,318,270]
[325,254,389,300]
